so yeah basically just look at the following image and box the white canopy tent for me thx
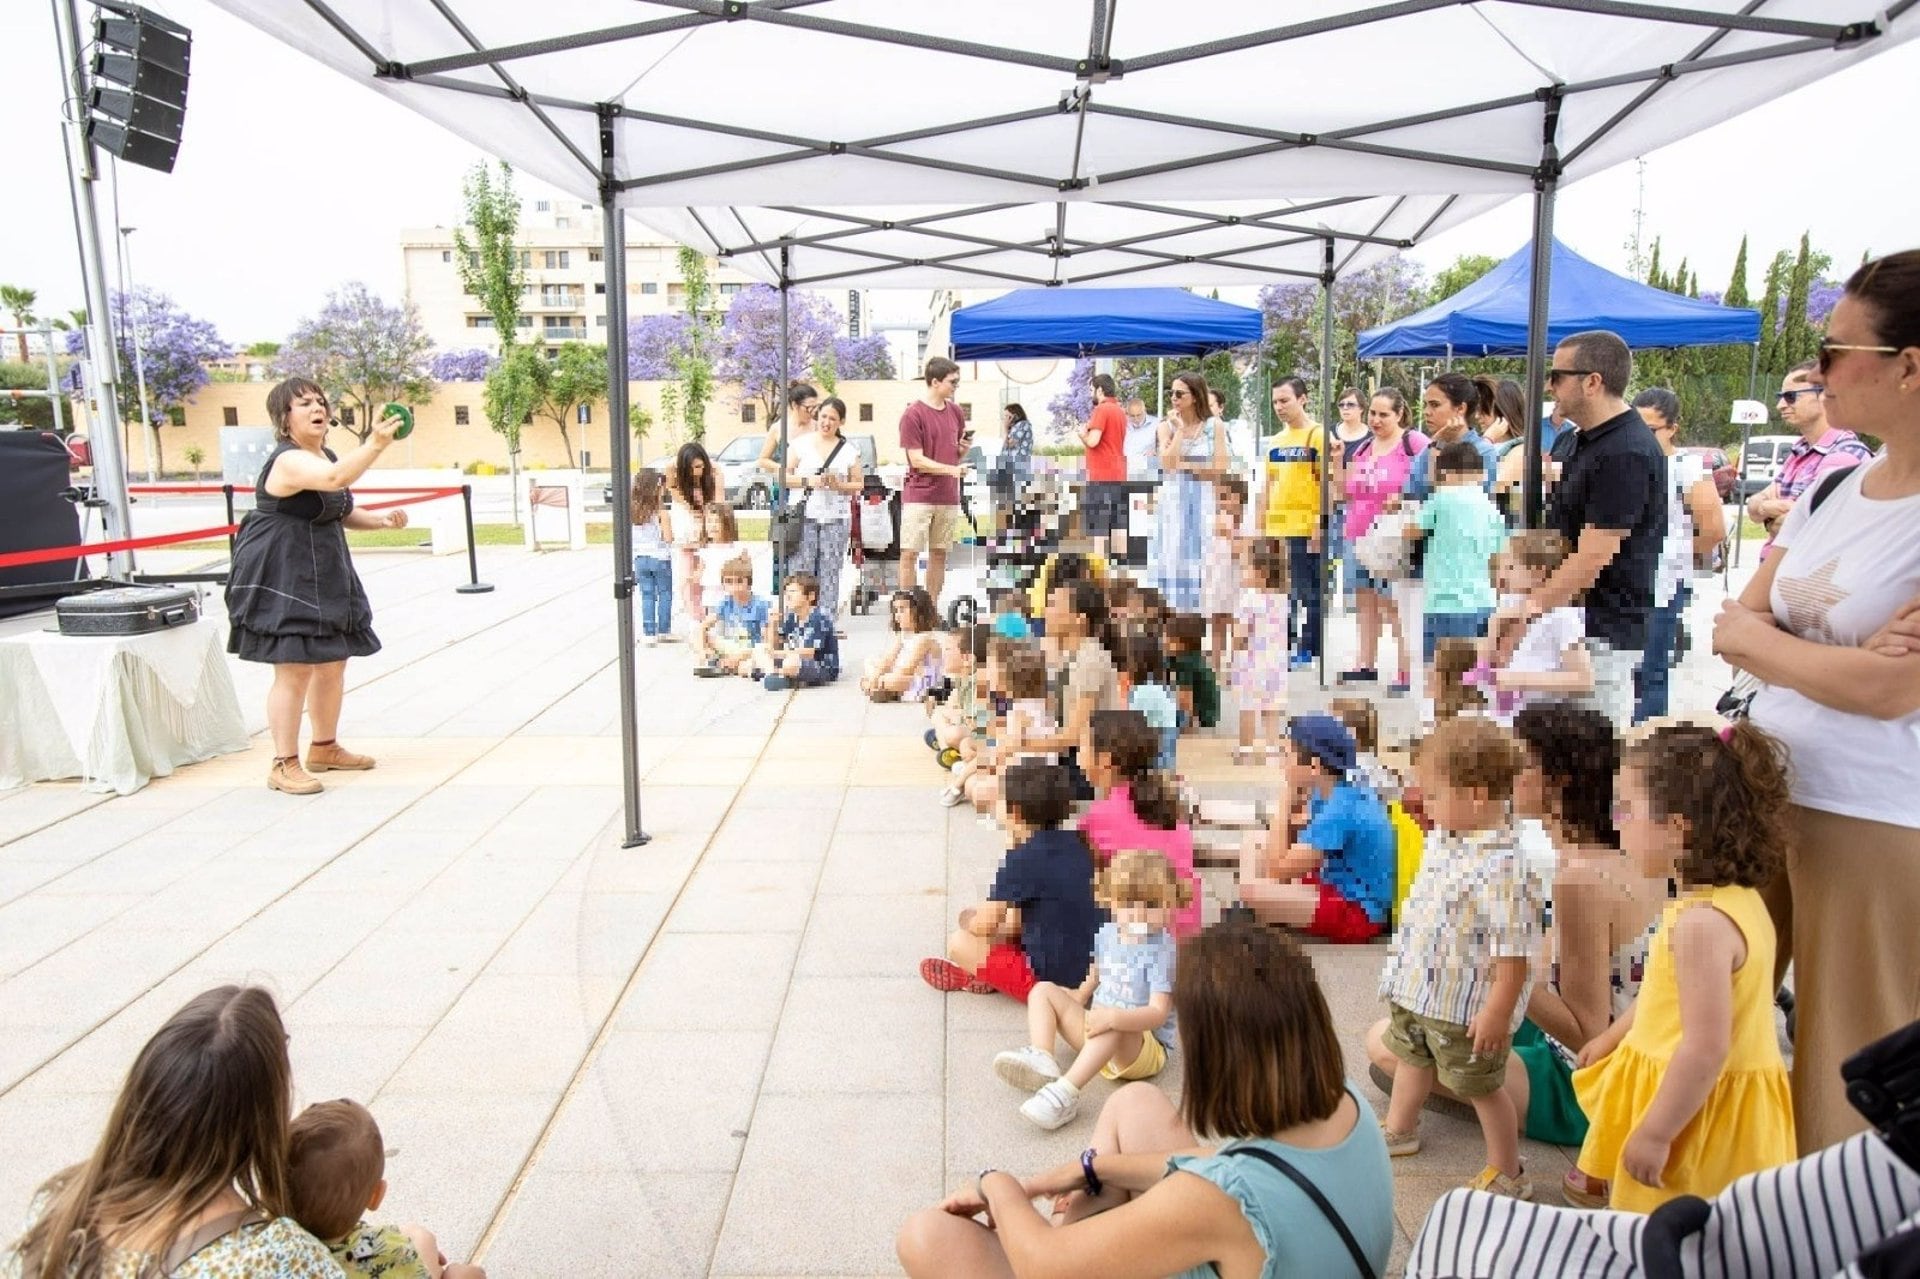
[205,0,1917,843]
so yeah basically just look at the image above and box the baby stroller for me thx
[850,476,901,616]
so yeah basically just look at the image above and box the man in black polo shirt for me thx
[1531,329,1667,727]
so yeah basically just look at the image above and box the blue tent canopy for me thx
[950,287,1263,360]
[1357,239,1761,359]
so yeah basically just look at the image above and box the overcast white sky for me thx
[2,1,1915,345]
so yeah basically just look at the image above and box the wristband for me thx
[1080,1147,1102,1197]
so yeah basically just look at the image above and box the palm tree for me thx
[1,285,39,363]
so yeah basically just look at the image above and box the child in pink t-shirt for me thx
[1078,709,1202,938]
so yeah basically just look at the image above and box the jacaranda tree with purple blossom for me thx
[63,287,227,474]
[832,334,896,381]
[626,313,694,380]
[717,285,843,424]
[275,282,434,445]
[428,348,494,382]
[1045,358,1096,441]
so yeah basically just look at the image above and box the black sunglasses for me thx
[1546,368,1595,384]
[1776,386,1826,406]
[1816,339,1899,376]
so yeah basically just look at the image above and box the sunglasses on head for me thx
[1777,386,1825,406]
[1816,338,1900,376]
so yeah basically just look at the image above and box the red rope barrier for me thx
[0,488,472,570]
[127,484,465,496]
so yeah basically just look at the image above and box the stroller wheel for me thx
[947,596,978,629]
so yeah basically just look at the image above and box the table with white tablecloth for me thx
[0,621,250,795]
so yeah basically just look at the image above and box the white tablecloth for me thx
[0,622,249,795]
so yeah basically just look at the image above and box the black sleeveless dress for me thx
[225,443,381,664]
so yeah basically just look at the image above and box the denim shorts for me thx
[1422,609,1492,663]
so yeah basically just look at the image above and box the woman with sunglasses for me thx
[1712,248,1920,1157]
[1151,371,1229,613]
[1742,363,1873,560]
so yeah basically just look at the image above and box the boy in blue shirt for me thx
[695,553,769,677]
[1239,714,1396,943]
[756,572,839,690]
[1406,441,1508,666]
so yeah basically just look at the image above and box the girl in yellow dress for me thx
[1571,721,1797,1213]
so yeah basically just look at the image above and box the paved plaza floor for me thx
[0,543,1750,1276]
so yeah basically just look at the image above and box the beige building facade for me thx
[400,199,769,356]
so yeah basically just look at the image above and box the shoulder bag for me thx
[776,437,847,560]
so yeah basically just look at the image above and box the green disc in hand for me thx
[382,403,415,440]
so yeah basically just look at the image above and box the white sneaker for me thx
[1019,1080,1080,1130]
[940,785,966,808]
[994,1046,1062,1093]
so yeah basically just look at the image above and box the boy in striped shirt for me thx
[1377,716,1545,1200]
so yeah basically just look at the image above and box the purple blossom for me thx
[274,282,433,442]
[63,287,227,425]
[1046,358,1096,437]
[832,333,896,380]
[625,312,696,379]
[716,285,843,413]
[428,348,494,381]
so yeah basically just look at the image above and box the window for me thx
[455,405,470,425]
[641,282,659,295]
[535,199,550,212]
[555,216,570,229]
[719,282,743,295]
[441,250,451,263]
[596,316,607,326]
[588,248,603,263]
[467,251,481,269]
[517,316,533,328]
[742,403,757,423]
[341,408,356,427]
[577,403,592,425]
[222,406,238,426]
[859,403,874,422]
[594,283,606,294]
[518,251,532,269]
[960,403,973,420]
[543,250,570,269]
[467,316,494,329]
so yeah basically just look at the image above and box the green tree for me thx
[455,161,530,516]
[484,346,542,468]
[1723,238,1751,309]
[658,246,716,441]
[1776,233,1829,373]
[529,342,609,468]
[1,285,39,363]
[1427,253,1501,306]
[1755,248,1790,375]
[0,361,57,429]
[245,340,281,357]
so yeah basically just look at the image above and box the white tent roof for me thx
[211,0,1916,289]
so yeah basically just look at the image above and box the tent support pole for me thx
[1316,235,1334,690]
[598,104,648,847]
[1521,89,1564,531]
[775,247,791,591]
[1156,356,1164,415]
[1444,342,1453,372]
[1730,340,1761,573]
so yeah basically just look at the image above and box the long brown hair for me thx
[1171,370,1212,426]
[1177,923,1346,1140]
[1625,721,1791,889]
[1088,709,1181,830]
[629,468,664,526]
[16,986,295,1277]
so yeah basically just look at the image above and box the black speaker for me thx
[85,4,191,175]
[0,433,85,620]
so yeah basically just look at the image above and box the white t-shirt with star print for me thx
[1752,454,1920,823]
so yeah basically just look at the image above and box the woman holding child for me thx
[899,922,1394,1279]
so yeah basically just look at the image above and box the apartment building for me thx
[399,198,765,355]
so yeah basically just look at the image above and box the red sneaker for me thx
[919,957,994,994]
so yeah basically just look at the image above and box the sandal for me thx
[1561,1168,1610,1209]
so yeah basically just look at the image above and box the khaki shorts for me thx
[899,502,960,552]
[1101,1031,1169,1082]
[1383,1003,1508,1097]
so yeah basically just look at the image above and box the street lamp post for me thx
[119,225,157,482]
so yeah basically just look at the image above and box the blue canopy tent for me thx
[1357,239,1761,358]
[951,287,1263,361]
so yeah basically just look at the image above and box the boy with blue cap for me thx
[1239,714,1397,942]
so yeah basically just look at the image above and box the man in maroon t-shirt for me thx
[1078,373,1129,556]
[898,356,970,603]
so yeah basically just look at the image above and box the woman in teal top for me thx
[897,922,1394,1279]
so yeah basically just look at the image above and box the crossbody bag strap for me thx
[151,1208,267,1278]
[818,437,847,475]
[1223,1145,1378,1279]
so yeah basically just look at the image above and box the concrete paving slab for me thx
[538,1029,772,1174]
[485,1169,733,1279]
[762,977,943,1097]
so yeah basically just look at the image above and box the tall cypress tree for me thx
[1778,233,1818,372]
[1756,249,1790,375]
[1725,237,1750,308]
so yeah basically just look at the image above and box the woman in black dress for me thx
[226,377,407,794]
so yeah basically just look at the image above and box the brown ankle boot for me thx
[268,756,323,795]
[306,740,376,772]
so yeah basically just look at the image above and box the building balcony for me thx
[541,326,589,341]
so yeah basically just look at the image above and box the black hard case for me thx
[55,585,202,637]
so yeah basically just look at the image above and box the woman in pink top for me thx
[1339,388,1429,686]
[1078,710,1201,938]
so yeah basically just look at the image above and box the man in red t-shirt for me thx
[898,356,970,604]
[1078,373,1129,557]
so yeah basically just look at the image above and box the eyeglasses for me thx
[1776,386,1826,406]
[1816,340,1900,375]
[1169,388,1191,399]
[1338,400,1360,409]
[1546,368,1595,384]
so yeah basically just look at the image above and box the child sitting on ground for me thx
[990,587,1033,640]
[1231,537,1291,764]
[1112,632,1180,772]
[1379,715,1545,1200]
[1468,529,1593,725]
[1165,611,1221,731]
[861,588,941,702]
[920,758,1105,1001]
[1078,709,1200,938]
[1433,637,1489,723]
[754,572,839,690]
[1328,696,1399,801]
[953,642,1055,810]
[926,624,987,758]
[288,1098,484,1279]
[1571,721,1796,1212]
[1239,714,1397,943]
[992,848,1192,1130]
[695,553,769,677]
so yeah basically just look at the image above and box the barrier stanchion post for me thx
[223,484,236,560]
[455,483,495,594]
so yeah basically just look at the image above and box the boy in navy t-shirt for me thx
[756,573,839,690]
[1239,714,1396,942]
[919,759,1104,1001]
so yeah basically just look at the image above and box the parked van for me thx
[1736,434,1799,499]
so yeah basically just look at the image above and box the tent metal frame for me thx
[273,0,1910,844]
